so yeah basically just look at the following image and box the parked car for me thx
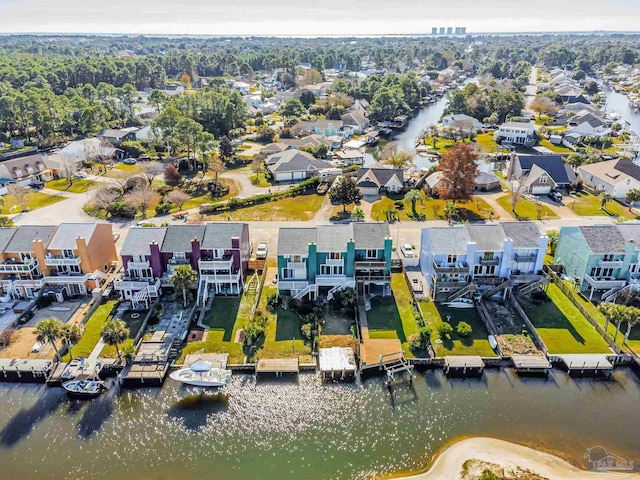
[122,158,137,165]
[548,191,563,202]
[73,171,88,178]
[30,181,44,190]
[138,155,151,161]
[401,244,414,258]
[256,243,268,259]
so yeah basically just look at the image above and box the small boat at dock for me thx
[488,335,498,350]
[170,361,232,388]
[62,375,105,399]
[444,298,475,309]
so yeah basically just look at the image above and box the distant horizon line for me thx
[0,30,639,39]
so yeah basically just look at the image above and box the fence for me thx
[544,267,622,355]
[251,266,268,319]
[509,295,549,356]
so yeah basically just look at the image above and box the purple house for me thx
[114,224,251,307]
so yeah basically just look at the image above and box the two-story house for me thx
[114,223,250,307]
[494,121,536,147]
[419,222,548,300]
[554,224,640,300]
[0,223,116,300]
[277,223,393,300]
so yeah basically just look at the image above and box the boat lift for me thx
[378,352,414,388]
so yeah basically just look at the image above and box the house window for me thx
[539,176,547,183]
[20,252,32,262]
[483,252,494,260]
[603,254,614,261]
[174,252,186,259]
[63,249,74,258]
[329,252,341,260]
[320,264,343,275]
[590,267,614,277]
[213,249,225,259]
[26,166,34,174]
[366,249,377,259]
[133,254,145,263]
[282,268,293,279]
[447,254,457,263]
[473,265,482,275]
[292,255,302,262]
[69,265,80,273]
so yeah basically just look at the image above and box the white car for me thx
[73,171,88,178]
[401,244,414,258]
[256,243,268,259]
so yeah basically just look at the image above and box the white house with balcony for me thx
[494,121,536,147]
[419,222,548,300]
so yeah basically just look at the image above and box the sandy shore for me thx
[400,437,640,480]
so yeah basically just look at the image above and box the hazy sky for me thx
[0,0,639,35]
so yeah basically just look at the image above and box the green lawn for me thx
[539,139,574,154]
[178,292,254,364]
[474,132,500,153]
[45,178,97,194]
[104,163,142,177]
[101,309,148,358]
[258,285,312,361]
[420,135,456,152]
[371,193,498,222]
[249,172,272,187]
[0,191,65,214]
[366,274,419,357]
[519,284,610,354]
[568,192,639,220]
[497,194,558,220]
[208,194,325,221]
[64,300,118,361]
[419,299,495,357]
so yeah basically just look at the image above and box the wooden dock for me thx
[444,356,485,376]
[256,358,299,377]
[319,347,356,381]
[0,358,52,383]
[511,354,551,375]
[121,363,169,386]
[183,353,228,369]
[556,354,614,376]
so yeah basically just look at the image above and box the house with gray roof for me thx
[276,223,392,300]
[425,170,500,195]
[419,223,548,300]
[341,112,370,134]
[115,223,250,307]
[508,154,576,194]
[356,167,404,196]
[554,224,640,299]
[266,150,333,182]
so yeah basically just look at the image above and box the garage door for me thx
[293,171,305,180]
[275,172,293,182]
[531,186,551,195]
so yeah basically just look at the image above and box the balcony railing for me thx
[168,257,189,265]
[325,258,343,266]
[200,271,241,283]
[355,261,386,270]
[114,277,161,292]
[127,260,150,270]
[316,275,349,286]
[44,255,81,267]
[287,261,306,270]
[434,280,468,288]
[0,258,39,273]
[597,259,624,268]
[198,257,233,271]
[514,254,537,263]
[44,273,91,284]
[480,257,500,266]
[279,280,309,290]
[584,274,626,289]
[433,261,468,274]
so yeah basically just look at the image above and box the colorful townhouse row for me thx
[0,223,117,299]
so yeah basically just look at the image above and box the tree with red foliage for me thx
[164,164,182,187]
[436,143,479,201]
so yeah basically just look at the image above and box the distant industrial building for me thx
[432,26,467,35]
[447,27,453,34]
[432,27,438,35]
[439,27,445,34]
[455,27,467,34]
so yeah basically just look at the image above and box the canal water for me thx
[604,86,640,134]
[1,368,639,480]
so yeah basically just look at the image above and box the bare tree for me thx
[140,162,165,186]
[166,190,191,210]
[92,186,120,209]
[82,140,98,171]
[207,155,226,195]
[59,153,78,185]
[510,179,527,215]
[125,184,153,218]
[8,184,30,211]
[110,171,131,196]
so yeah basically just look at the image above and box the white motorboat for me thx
[62,375,105,399]
[444,298,475,309]
[170,361,232,388]
[488,335,498,350]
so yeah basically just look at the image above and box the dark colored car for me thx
[548,191,563,202]
[30,182,44,190]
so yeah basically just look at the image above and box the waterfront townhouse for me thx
[554,224,640,300]
[419,223,547,300]
[493,121,536,147]
[0,223,116,299]
[114,223,250,307]
[277,223,393,300]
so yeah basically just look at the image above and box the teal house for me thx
[277,223,393,300]
[554,224,640,300]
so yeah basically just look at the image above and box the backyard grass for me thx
[207,193,324,221]
[104,163,142,177]
[519,284,610,354]
[474,132,500,153]
[538,139,574,154]
[371,193,498,222]
[496,194,558,220]
[180,178,240,211]
[101,309,147,358]
[45,178,97,194]
[568,192,638,220]
[366,274,419,357]
[0,191,65,214]
[249,172,272,187]
[64,300,118,361]
[178,291,255,364]
[420,135,457,152]
[258,285,312,361]
[419,299,496,357]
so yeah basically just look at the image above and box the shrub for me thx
[243,321,265,345]
[164,164,182,186]
[301,322,312,340]
[36,295,54,309]
[108,201,137,219]
[437,322,453,339]
[266,291,278,311]
[456,321,472,337]
[408,332,421,350]
[0,327,15,347]
[394,200,404,210]
[409,327,431,351]
[155,202,173,215]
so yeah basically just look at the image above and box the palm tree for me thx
[170,264,198,308]
[34,318,63,361]
[384,208,398,223]
[351,207,365,222]
[599,302,617,333]
[405,189,423,218]
[623,306,640,344]
[101,320,129,362]
[60,323,82,357]
[599,192,612,210]
[444,201,459,225]
[384,151,414,169]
